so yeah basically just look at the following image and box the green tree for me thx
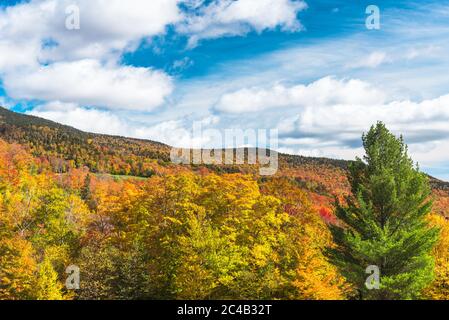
[327,122,439,299]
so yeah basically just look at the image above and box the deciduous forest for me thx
[1,108,449,300]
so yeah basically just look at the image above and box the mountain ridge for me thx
[0,106,353,173]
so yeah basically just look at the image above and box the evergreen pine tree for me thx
[328,122,439,299]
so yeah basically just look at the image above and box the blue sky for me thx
[1,0,449,180]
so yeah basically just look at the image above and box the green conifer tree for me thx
[328,122,439,299]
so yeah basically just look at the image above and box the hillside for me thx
[0,106,171,176]
[0,106,353,176]
[1,106,448,215]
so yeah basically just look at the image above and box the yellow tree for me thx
[0,237,37,300]
[425,214,449,299]
[34,257,65,300]
[261,178,349,300]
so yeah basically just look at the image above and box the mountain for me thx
[1,106,448,215]
[0,106,349,174]
[0,106,171,176]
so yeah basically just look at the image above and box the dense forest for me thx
[1,107,449,300]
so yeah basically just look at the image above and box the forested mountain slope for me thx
[0,106,171,176]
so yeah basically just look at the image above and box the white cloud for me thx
[27,102,212,148]
[347,51,389,69]
[273,84,449,167]
[170,57,195,74]
[0,41,40,73]
[405,46,441,60]
[27,102,129,135]
[5,59,173,111]
[133,120,206,148]
[178,0,307,47]
[0,0,183,69]
[278,93,449,140]
[215,77,386,113]
[0,0,182,111]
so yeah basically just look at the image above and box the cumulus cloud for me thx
[0,0,182,111]
[27,102,129,135]
[274,88,449,167]
[215,77,386,113]
[0,0,183,69]
[178,0,307,47]
[5,59,173,111]
[277,93,449,143]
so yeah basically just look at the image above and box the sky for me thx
[1,0,449,180]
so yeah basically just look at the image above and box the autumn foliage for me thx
[0,139,348,300]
